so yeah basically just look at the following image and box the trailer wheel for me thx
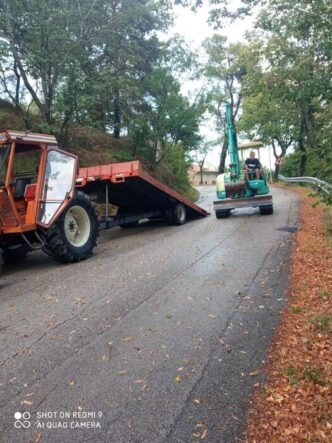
[42,191,98,263]
[173,203,186,225]
[216,210,231,219]
[259,205,273,215]
[165,203,186,225]
[2,244,30,264]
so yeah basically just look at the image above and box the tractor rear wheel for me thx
[42,191,98,263]
[2,244,30,264]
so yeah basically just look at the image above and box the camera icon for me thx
[14,411,31,429]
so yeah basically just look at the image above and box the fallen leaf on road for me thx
[124,337,133,342]
[175,375,181,383]
[201,429,208,439]
[21,400,33,405]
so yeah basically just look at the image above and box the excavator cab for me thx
[0,131,77,246]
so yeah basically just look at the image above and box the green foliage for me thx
[284,366,299,385]
[309,315,331,332]
[0,0,204,195]
[207,0,332,193]
[113,151,135,163]
[282,148,332,183]
[290,306,303,314]
[317,289,331,300]
[302,367,326,385]
[129,67,204,163]
[154,143,198,199]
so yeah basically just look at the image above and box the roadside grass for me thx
[309,314,332,332]
[290,305,303,314]
[317,288,331,299]
[246,189,332,443]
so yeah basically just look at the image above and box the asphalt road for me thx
[0,186,300,443]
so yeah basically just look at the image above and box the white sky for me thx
[169,1,275,170]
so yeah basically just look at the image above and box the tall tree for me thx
[77,0,170,137]
[0,0,99,128]
[203,35,246,172]
[129,67,204,163]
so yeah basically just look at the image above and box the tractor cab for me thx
[0,131,77,242]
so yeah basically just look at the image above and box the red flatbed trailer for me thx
[76,160,208,229]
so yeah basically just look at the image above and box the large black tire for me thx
[260,205,273,215]
[216,209,231,219]
[2,243,30,264]
[42,191,98,263]
[165,203,186,226]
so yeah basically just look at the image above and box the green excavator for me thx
[213,103,273,218]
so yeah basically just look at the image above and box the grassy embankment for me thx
[0,100,198,201]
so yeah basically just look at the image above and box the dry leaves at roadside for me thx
[246,189,332,442]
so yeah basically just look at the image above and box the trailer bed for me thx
[77,161,208,221]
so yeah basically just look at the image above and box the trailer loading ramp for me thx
[77,160,208,220]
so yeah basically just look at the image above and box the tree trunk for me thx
[298,117,307,176]
[274,163,280,181]
[200,167,203,185]
[218,133,228,173]
[113,90,121,139]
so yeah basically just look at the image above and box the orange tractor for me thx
[0,131,207,273]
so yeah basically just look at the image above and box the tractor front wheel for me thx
[42,191,98,263]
